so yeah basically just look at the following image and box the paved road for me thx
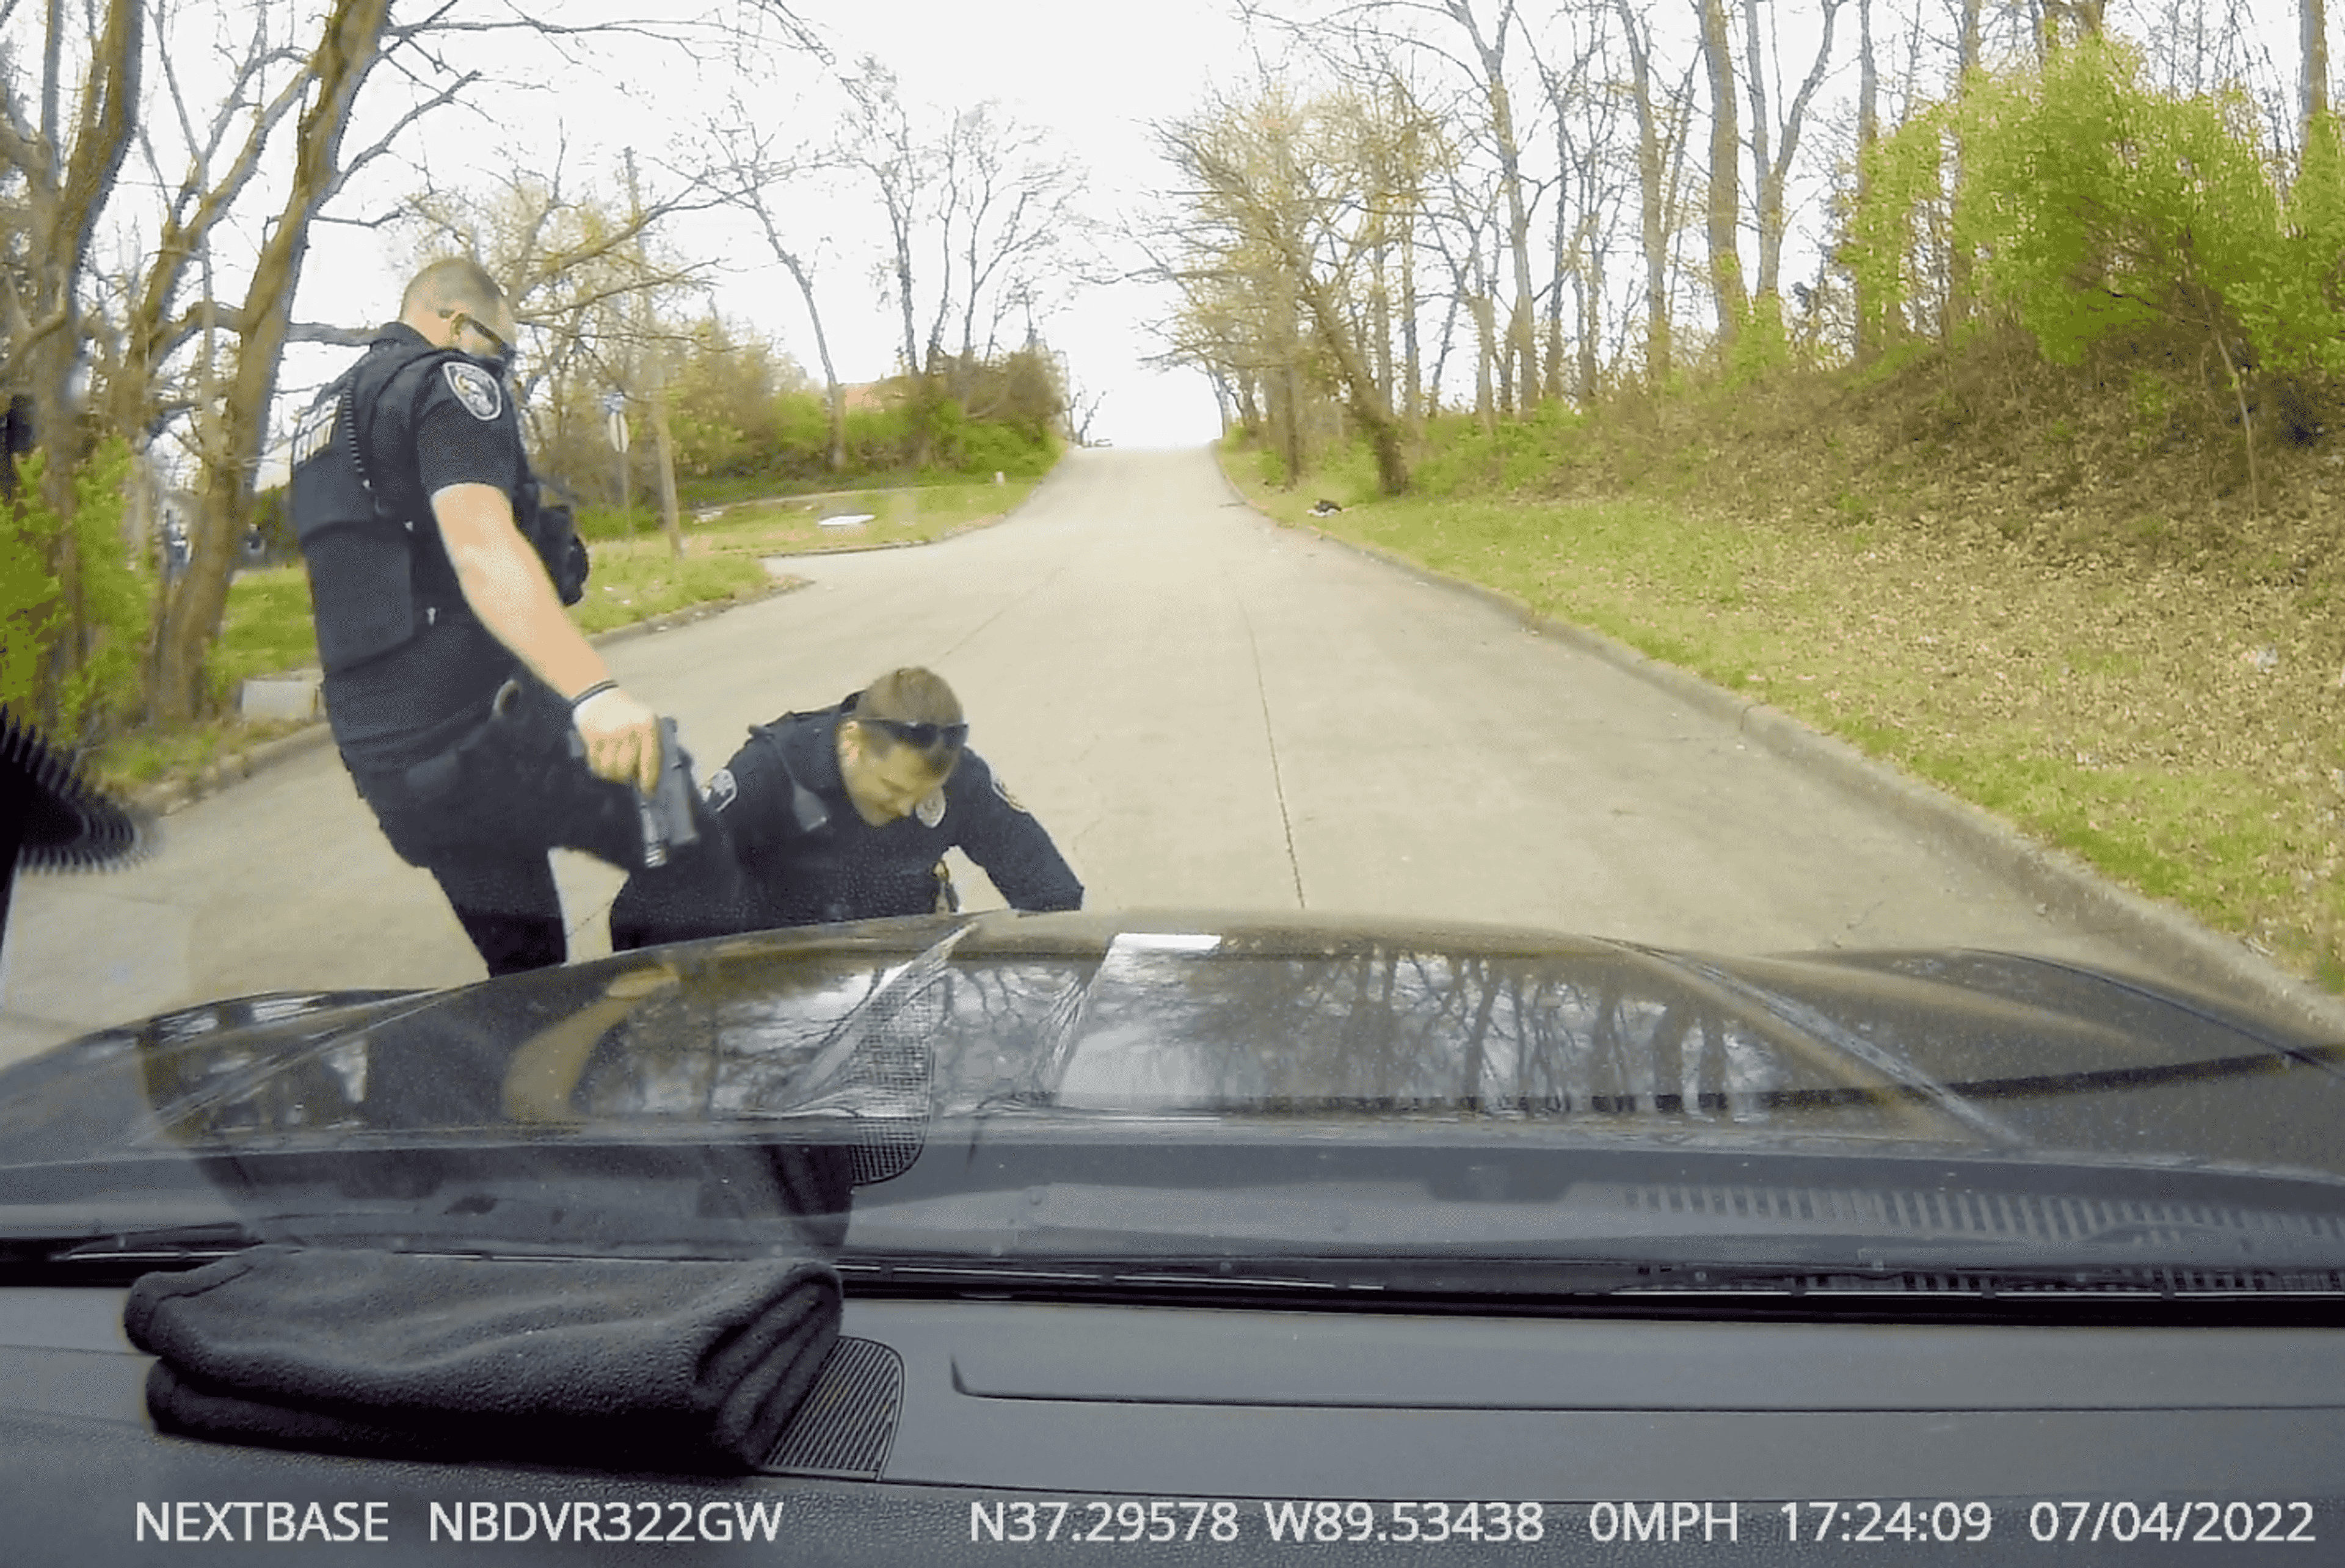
[1,446,2151,1068]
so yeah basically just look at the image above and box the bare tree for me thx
[1245,0,1546,409]
[1852,0,1883,362]
[1158,85,1413,492]
[401,142,716,449]
[2306,0,2330,145]
[1696,0,1744,352]
[842,60,926,381]
[1421,160,1502,433]
[932,103,1088,404]
[1615,0,1676,383]
[1533,6,1621,405]
[145,0,420,724]
[147,2,804,722]
[1740,0,1844,334]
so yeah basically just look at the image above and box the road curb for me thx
[1215,456,2345,1037]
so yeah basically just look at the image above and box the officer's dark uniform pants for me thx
[427,857,602,977]
[354,700,649,978]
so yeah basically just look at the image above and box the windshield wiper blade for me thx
[0,1221,260,1282]
[837,1250,2345,1302]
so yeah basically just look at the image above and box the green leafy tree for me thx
[3,439,145,741]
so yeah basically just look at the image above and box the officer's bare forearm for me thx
[431,482,609,700]
[434,482,664,796]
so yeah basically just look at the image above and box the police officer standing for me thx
[291,258,674,976]
[608,667,1082,949]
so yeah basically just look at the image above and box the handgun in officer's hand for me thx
[643,717,700,866]
[567,714,699,869]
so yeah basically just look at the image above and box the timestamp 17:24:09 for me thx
[1781,1502,1991,1544]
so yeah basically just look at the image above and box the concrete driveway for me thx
[0,448,2214,1066]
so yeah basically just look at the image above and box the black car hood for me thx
[3,912,2343,1277]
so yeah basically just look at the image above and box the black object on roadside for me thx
[0,706,155,959]
[124,1244,842,1473]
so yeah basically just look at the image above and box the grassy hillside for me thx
[1234,332,2345,993]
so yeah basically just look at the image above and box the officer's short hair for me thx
[401,258,507,322]
[849,667,965,771]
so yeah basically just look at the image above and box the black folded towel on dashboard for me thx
[123,1244,841,1472]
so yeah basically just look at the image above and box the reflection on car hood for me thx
[4,910,2342,1180]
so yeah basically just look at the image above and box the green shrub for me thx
[0,462,61,720]
[1950,38,2345,376]
[5,440,150,740]
[944,417,1057,479]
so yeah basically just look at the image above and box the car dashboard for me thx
[5,1279,2344,1563]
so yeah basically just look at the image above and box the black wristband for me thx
[568,678,619,713]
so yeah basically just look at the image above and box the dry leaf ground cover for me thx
[1232,344,2345,993]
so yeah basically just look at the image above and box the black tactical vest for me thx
[288,335,586,675]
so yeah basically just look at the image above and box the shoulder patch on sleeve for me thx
[991,772,1029,814]
[442,360,503,421]
[704,767,738,812]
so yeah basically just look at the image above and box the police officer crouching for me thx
[608,667,1082,950]
[290,258,702,976]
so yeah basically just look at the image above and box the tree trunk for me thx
[1854,0,1880,363]
[1575,244,1602,405]
[1471,292,1498,437]
[1546,168,1569,402]
[148,0,385,727]
[1742,0,1843,341]
[2306,0,2330,150]
[1452,2,1538,408]
[1371,245,1393,416]
[1401,211,1422,431]
[776,250,846,473]
[650,374,685,559]
[1430,283,1460,411]
[1946,0,1983,333]
[1698,0,1744,353]
[1740,0,1773,300]
[1298,274,1410,493]
[1618,0,1673,383]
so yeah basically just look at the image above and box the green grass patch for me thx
[689,477,1037,554]
[578,477,1035,550]
[91,716,308,792]
[206,479,1037,676]
[570,547,776,634]
[214,567,320,690]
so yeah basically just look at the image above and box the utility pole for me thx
[625,147,685,559]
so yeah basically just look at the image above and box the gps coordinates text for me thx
[970,1500,1545,1545]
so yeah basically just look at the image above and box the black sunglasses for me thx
[862,716,968,750]
[446,310,514,364]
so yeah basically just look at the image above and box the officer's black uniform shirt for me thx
[608,698,1083,947]
[323,322,533,776]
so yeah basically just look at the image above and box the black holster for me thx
[398,679,567,804]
